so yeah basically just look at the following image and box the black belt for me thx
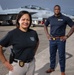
[13,59,32,63]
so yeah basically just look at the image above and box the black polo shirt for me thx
[0,28,39,62]
[45,13,74,37]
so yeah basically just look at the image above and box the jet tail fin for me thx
[0,5,3,10]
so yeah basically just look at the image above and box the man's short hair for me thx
[54,5,61,10]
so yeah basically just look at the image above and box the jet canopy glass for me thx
[21,5,45,10]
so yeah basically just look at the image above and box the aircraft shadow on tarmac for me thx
[3,48,73,75]
[35,51,73,75]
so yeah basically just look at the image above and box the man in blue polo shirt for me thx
[44,5,74,75]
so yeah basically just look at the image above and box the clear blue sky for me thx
[0,0,74,15]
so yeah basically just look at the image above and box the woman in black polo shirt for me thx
[0,11,39,75]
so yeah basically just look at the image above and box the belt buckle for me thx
[19,61,24,67]
[53,38,56,40]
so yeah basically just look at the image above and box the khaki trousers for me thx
[9,59,35,75]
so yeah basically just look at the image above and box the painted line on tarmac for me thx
[35,47,49,57]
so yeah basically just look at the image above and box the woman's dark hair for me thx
[16,11,32,28]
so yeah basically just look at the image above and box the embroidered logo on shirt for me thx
[30,37,35,41]
[58,19,63,21]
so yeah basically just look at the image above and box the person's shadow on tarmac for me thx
[35,51,73,75]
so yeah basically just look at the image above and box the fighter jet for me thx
[0,5,74,26]
[0,5,54,25]
[0,5,39,25]
[0,5,46,25]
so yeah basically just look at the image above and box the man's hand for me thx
[47,34,51,40]
[3,61,13,71]
[60,36,68,41]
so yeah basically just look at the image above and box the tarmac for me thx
[0,26,74,75]
[35,34,74,75]
[6,32,74,75]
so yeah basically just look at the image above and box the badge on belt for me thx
[19,61,25,67]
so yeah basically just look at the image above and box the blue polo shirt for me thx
[0,28,39,62]
[45,13,74,37]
